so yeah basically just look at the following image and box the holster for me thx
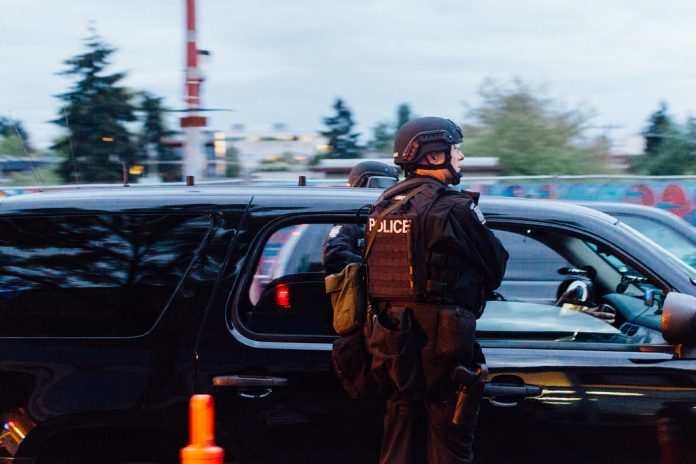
[451,345,488,425]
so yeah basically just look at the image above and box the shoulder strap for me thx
[362,184,427,262]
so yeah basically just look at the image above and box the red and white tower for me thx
[180,0,207,180]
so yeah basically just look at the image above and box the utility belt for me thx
[378,301,474,338]
[368,300,478,392]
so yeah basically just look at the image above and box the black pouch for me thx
[434,307,476,365]
[332,321,378,399]
[368,307,422,393]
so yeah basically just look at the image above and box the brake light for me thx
[276,284,291,309]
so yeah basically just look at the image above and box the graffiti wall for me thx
[467,181,696,225]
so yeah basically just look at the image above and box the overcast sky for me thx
[3,0,696,151]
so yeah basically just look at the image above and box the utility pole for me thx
[180,0,207,181]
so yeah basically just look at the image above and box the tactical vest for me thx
[366,178,486,313]
[366,202,420,300]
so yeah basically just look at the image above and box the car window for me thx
[493,229,572,304]
[244,223,334,336]
[0,214,212,337]
[615,213,696,267]
[492,226,666,344]
[239,220,665,345]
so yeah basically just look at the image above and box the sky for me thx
[3,0,696,152]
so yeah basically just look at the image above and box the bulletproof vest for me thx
[366,201,420,300]
[367,178,486,312]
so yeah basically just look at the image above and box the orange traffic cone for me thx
[180,395,224,464]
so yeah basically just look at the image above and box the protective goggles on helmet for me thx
[399,125,463,165]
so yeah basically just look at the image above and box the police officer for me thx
[366,117,508,464]
[322,160,399,275]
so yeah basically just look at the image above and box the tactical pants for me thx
[369,303,481,464]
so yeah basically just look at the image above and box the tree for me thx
[0,117,31,150]
[368,121,394,154]
[396,103,412,130]
[462,78,607,175]
[0,136,26,156]
[644,102,676,155]
[630,103,695,175]
[367,103,413,155]
[319,99,362,159]
[138,93,180,181]
[0,116,35,154]
[225,146,242,178]
[52,31,141,183]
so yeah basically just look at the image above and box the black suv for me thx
[1,185,695,463]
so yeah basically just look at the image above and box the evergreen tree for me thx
[644,102,675,156]
[396,103,412,130]
[367,103,413,155]
[685,116,696,154]
[368,121,393,154]
[631,103,694,175]
[52,31,140,183]
[0,117,31,148]
[138,93,180,181]
[319,99,362,158]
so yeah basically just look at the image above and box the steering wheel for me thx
[555,278,593,306]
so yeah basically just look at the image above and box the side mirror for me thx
[662,292,696,359]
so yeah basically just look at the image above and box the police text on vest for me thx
[369,218,411,234]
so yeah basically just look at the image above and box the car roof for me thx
[576,200,696,238]
[576,200,686,219]
[0,183,618,224]
[1,183,693,293]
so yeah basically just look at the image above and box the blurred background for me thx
[2,0,696,220]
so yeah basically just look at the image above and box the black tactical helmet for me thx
[348,160,400,188]
[393,116,464,183]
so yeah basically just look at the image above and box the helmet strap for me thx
[441,149,461,185]
[413,150,461,185]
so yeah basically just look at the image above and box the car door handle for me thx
[213,375,289,399]
[483,383,542,408]
[213,375,289,388]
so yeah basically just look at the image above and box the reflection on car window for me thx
[0,214,211,337]
[245,223,334,335]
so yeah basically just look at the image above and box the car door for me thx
[195,205,382,463]
[0,206,232,462]
[475,224,696,463]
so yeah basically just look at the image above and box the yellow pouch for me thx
[325,262,367,334]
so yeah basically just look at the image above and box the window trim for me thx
[228,212,363,346]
